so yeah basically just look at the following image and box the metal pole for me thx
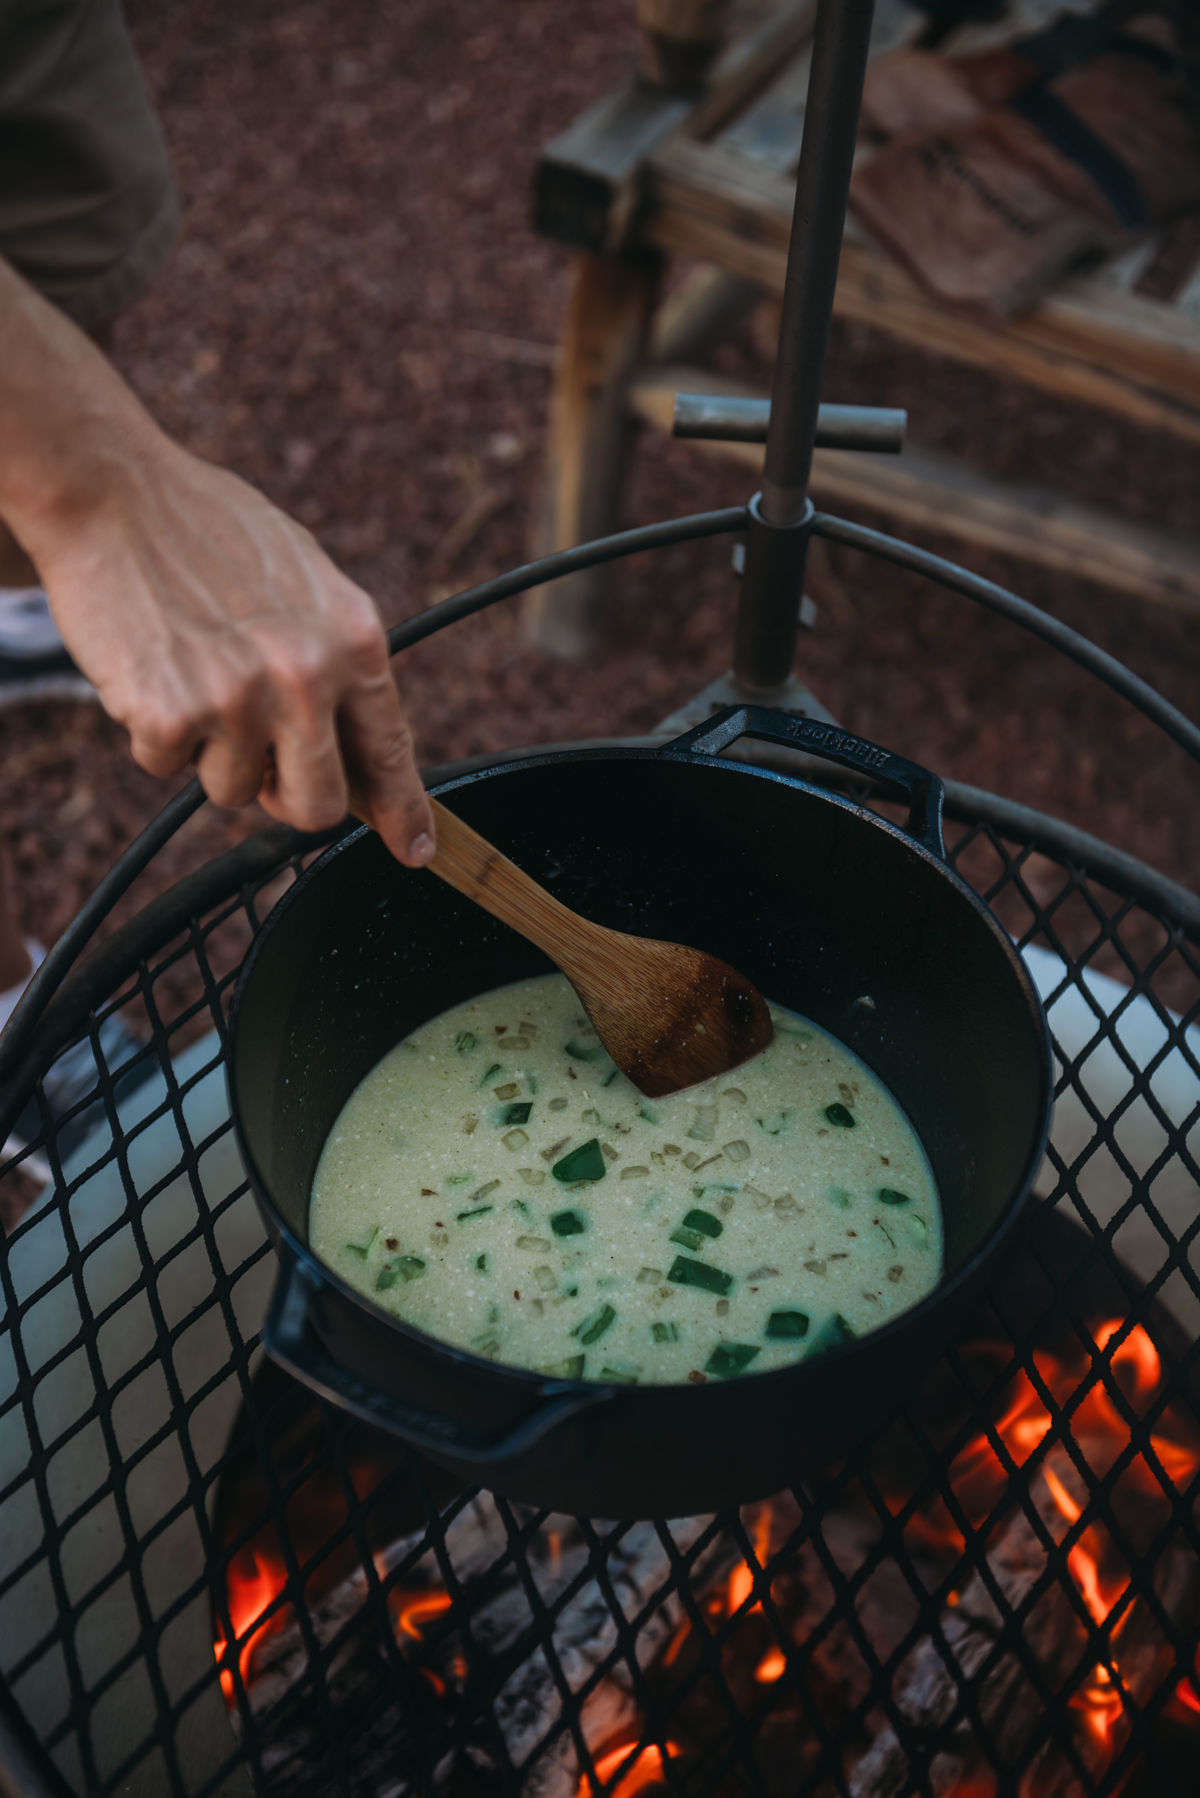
[732,0,876,690]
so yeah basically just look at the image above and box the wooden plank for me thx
[627,365,1200,615]
[649,263,764,363]
[1173,255,1200,320]
[714,0,921,170]
[522,253,661,658]
[533,0,817,255]
[643,136,1200,440]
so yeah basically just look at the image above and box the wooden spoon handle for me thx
[345,785,597,970]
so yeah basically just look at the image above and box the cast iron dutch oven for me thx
[228,707,1053,1518]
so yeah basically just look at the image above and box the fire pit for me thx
[3,779,1199,1798]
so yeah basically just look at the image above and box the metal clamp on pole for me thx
[732,0,877,693]
[674,395,906,454]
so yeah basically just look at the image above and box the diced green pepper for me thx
[564,1039,606,1061]
[501,1101,532,1126]
[550,1209,586,1236]
[376,1256,425,1291]
[479,1063,503,1086]
[681,1208,723,1239]
[476,1253,488,1272]
[669,1226,706,1252]
[600,1366,639,1385]
[651,1321,679,1344]
[706,1343,761,1378]
[456,1205,494,1222]
[824,1103,855,1128]
[344,1227,379,1260]
[667,1256,733,1296]
[448,1173,473,1187]
[539,1355,586,1380]
[455,1031,478,1052]
[878,1187,911,1206]
[552,1138,606,1183]
[765,1310,809,1340]
[807,1312,858,1356]
[574,1303,616,1345]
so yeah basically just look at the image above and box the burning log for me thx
[220,1491,739,1796]
[846,1320,1200,1798]
[848,1501,1195,1797]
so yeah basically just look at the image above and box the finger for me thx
[256,710,352,834]
[193,720,275,810]
[338,670,435,867]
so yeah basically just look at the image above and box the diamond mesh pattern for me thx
[2,813,1198,1798]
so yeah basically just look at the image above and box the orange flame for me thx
[727,1507,773,1615]
[213,1548,289,1703]
[576,1739,679,1797]
[393,1588,453,1641]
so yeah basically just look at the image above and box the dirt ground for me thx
[4,0,1200,968]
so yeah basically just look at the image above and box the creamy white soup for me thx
[309,974,941,1385]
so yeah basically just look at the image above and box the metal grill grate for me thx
[3,796,1198,1798]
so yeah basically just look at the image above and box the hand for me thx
[0,258,434,866]
[41,440,436,866]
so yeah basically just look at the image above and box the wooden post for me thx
[522,250,660,659]
[636,0,734,89]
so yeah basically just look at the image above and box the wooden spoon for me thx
[346,788,773,1097]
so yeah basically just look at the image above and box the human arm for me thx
[0,256,435,864]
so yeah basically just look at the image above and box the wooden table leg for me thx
[522,249,661,659]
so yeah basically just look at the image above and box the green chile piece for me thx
[344,1227,379,1260]
[550,1209,586,1237]
[479,1062,503,1086]
[456,1205,494,1222]
[552,1138,606,1183]
[681,1208,722,1238]
[807,1312,858,1356]
[455,1031,477,1052]
[573,1303,616,1346]
[669,1226,705,1252]
[651,1321,679,1344]
[501,1101,532,1126]
[765,1310,809,1340]
[706,1343,761,1378]
[878,1187,911,1206]
[376,1256,425,1291]
[599,1366,639,1385]
[540,1354,586,1379]
[667,1256,733,1296]
[824,1103,855,1128]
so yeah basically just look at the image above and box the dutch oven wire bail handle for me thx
[666,705,947,861]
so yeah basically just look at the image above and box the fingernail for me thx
[408,832,435,866]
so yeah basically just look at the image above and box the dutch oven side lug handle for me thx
[665,705,946,861]
[264,1241,612,1465]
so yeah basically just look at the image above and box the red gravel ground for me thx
[3,0,1200,989]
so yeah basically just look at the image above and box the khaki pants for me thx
[0,0,181,325]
